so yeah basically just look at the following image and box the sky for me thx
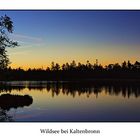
[0,10,140,69]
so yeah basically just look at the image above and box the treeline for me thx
[1,60,140,80]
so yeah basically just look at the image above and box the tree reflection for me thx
[0,109,13,121]
[0,94,33,122]
[0,81,140,98]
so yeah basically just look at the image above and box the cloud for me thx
[12,34,43,42]
[7,45,34,55]
[10,33,47,46]
[8,33,48,56]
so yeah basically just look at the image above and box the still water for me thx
[0,81,140,122]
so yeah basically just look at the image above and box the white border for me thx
[0,1,140,140]
[0,123,140,140]
[0,0,140,9]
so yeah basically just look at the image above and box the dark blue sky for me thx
[1,11,140,68]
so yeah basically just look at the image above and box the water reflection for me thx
[0,110,13,122]
[0,81,140,121]
[0,94,33,122]
[0,81,140,98]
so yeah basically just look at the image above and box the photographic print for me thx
[0,10,140,122]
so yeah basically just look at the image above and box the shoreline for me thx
[1,78,140,83]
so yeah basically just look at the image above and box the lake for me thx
[0,80,140,122]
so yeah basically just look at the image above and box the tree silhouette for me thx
[0,94,33,122]
[122,61,127,70]
[0,15,18,69]
[134,61,140,69]
[0,59,140,81]
[127,60,132,70]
